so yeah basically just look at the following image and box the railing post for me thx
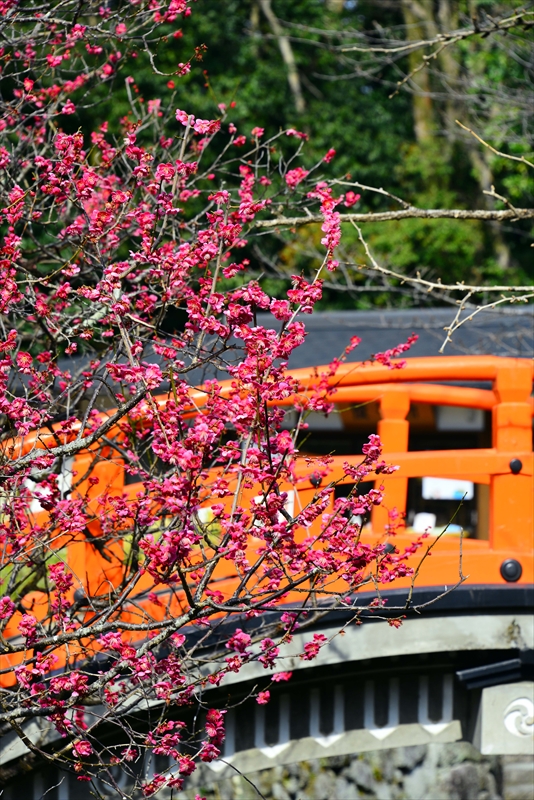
[491,360,533,552]
[372,389,410,534]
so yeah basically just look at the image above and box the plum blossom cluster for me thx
[307,182,343,270]
[0,1,423,796]
[373,333,419,369]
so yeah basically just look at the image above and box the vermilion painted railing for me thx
[288,356,534,552]
[125,355,532,589]
[8,355,534,583]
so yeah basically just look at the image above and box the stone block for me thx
[374,781,394,800]
[311,770,337,800]
[439,742,483,766]
[501,759,533,800]
[345,758,375,791]
[403,766,434,800]
[271,781,291,800]
[503,787,534,800]
[475,682,534,756]
[392,745,427,771]
[447,763,484,800]
[502,761,534,786]
[334,776,359,800]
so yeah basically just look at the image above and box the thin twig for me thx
[456,120,534,169]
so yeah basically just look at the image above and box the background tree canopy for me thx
[53,0,534,306]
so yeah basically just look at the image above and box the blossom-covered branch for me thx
[0,1,429,795]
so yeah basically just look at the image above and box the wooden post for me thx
[371,389,410,534]
[491,360,533,552]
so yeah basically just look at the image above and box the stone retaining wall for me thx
[176,745,533,800]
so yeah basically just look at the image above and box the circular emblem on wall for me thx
[503,697,534,738]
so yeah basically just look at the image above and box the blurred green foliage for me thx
[76,0,533,307]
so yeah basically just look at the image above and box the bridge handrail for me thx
[3,357,533,459]
[288,355,534,387]
[275,383,533,412]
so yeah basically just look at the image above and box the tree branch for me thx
[1,386,148,476]
[341,9,534,55]
[254,207,534,229]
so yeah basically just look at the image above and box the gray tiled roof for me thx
[50,306,532,393]
[255,306,533,369]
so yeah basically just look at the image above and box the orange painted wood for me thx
[372,389,410,533]
[289,355,533,387]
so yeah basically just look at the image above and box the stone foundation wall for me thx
[177,745,533,800]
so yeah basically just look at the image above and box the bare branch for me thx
[349,219,534,295]
[341,9,534,55]
[254,207,534,229]
[455,120,534,169]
